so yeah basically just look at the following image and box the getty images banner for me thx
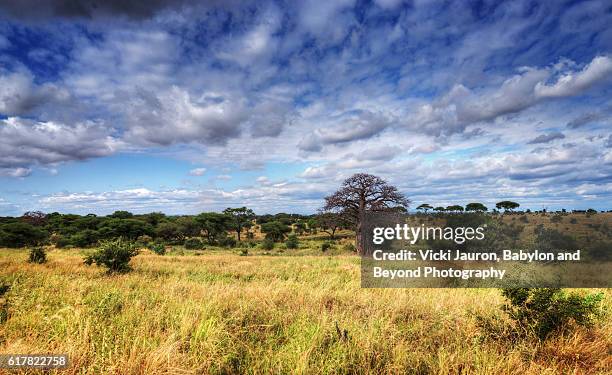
[360,211,612,288]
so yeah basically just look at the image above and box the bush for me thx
[84,239,139,273]
[0,222,48,248]
[148,242,166,255]
[321,242,333,252]
[184,238,204,250]
[285,234,299,249]
[501,288,603,340]
[219,236,237,248]
[240,248,249,256]
[261,238,274,250]
[28,246,47,264]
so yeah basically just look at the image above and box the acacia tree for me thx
[465,202,488,212]
[322,173,409,254]
[223,207,254,242]
[416,204,433,213]
[316,211,347,240]
[496,201,520,213]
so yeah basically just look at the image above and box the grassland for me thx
[0,213,611,374]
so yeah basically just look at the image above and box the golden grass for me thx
[0,247,610,374]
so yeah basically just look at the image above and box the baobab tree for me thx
[322,173,409,253]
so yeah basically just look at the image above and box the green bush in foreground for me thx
[84,239,139,273]
[321,242,332,252]
[261,238,274,250]
[184,238,204,250]
[148,242,166,255]
[28,246,47,264]
[502,288,603,340]
[285,234,299,249]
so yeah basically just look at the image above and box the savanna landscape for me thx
[1,188,611,373]
[1,0,612,374]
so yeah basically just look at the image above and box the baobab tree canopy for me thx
[322,173,409,253]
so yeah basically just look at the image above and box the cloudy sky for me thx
[0,0,611,215]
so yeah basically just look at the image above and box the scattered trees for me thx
[323,173,409,254]
[316,212,346,240]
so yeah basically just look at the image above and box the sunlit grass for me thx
[0,246,610,374]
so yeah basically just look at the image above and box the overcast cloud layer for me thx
[0,0,611,215]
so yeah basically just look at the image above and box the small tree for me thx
[465,203,488,212]
[285,234,299,249]
[84,239,139,273]
[260,221,291,242]
[317,212,346,240]
[28,246,47,264]
[416,204,433,213]
[223,207,255,242]
[496,201,520,212]
[502,288,603,340]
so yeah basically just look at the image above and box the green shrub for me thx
[149,242,166,255]
[219,236,237,248]
[501,288,603,340]
[184,238,204,250]
[261,238,274,250]
[285,234,299,249]
[321,242,333,252]
[28,246,47,264]
[84,239,139,273]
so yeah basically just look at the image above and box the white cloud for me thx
[188,167,207,176]
[535,56,612,98]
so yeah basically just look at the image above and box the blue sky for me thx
[0,0,611,215]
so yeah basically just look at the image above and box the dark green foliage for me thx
[465,202,488,212]
[196,212,231,244]
[260,221,291,242]
[184,238,204,249]
[501,288,603,340]
[223,207,254,242]
[321,242,332,252]
[261,238,274,250]
[149,242,166,255]
[98,218,154,240]
[84,239,139,273]
[285,234,299,249]
[496,201,520,212]
[28,246,47,264]
[219,236,237,248]
[0,222,47,248]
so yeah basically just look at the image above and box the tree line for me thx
[0,207,353,249]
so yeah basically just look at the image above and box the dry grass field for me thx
[0,227,610,375]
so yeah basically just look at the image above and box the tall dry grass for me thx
[0,247,610,374]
